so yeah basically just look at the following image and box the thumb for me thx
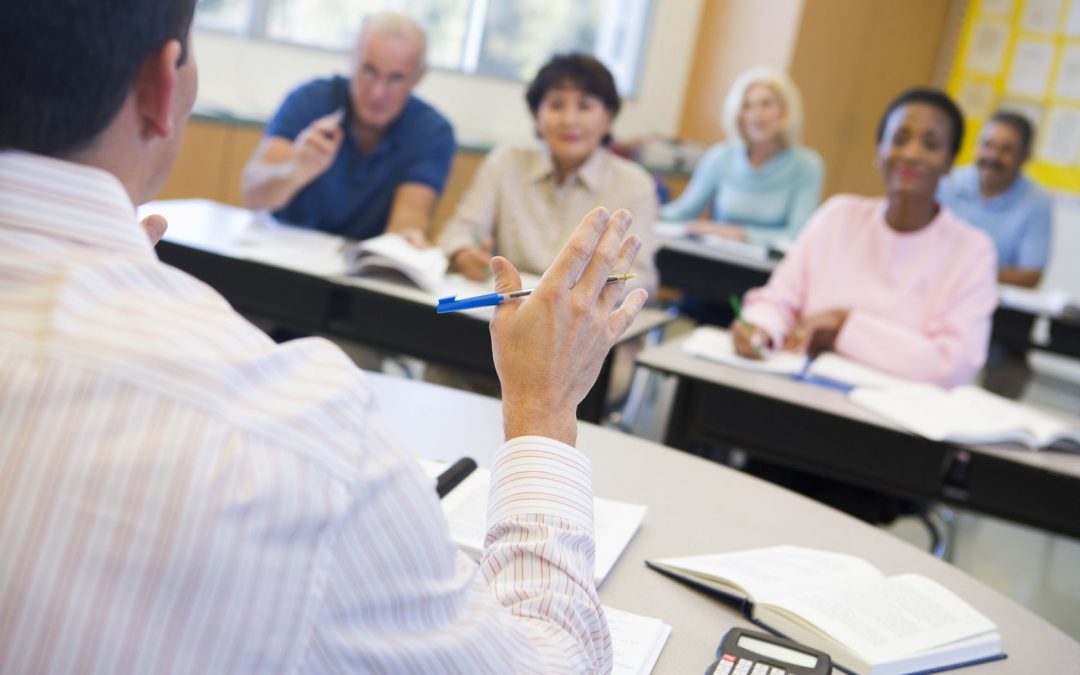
[140,214,168,245]
[491,256,522,294]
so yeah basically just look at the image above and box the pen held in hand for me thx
[437,274,635,314]
[729,293,763,356]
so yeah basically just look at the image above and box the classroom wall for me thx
[192,0,703,145]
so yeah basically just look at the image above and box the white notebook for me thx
[418,460,646,585]
[683,326,907,389]
[851,383,1080,449]
[344,233,449,291]
[606,607,672,675]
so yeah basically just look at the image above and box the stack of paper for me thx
[345,232,449,291]
[418,460,647,585]
[606,607,672,675]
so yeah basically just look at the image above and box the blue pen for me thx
[437,274,634,314]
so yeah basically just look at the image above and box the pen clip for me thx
[436,292,504,314]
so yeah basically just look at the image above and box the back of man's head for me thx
[0,0,197,158]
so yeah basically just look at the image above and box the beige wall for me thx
[191,0,703,146]
[678,0,805,144]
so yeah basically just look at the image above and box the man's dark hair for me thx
[988,110,1035,153]
[525,53,621,144]
[0,0,197,157]
[876,87,965,160]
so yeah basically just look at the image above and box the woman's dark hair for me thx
[525,53,621,144]
[0,0,197,157]
[988,110,1035,153]
[876,88,965,160]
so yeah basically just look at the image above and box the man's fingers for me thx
[577,209,634,300]
[606,288,647,341]
[140,214,168,245]
[543,207,610,292]
[491,256,522,295]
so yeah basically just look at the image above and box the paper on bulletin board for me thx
[1022,0,1065,32]
[981,0,1015,17]
[1006,40,1056,97]
[1067,0,1080,35]
[965,21,1011,74]
[1037,106,1080,164]
[998,99,1045,127]
[957,80,997,118]
[1056,45,1080,100]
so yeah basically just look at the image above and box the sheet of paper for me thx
[1037,106,1080,164]
[1021,0,1065,32]
[956,80,997,119]
[964,21,1011,75]
[980,0,1015,17]
[1068,0,1080,34]
[1054,44,1080,100]
[1006,40,1056,98]
[606,607,672,675]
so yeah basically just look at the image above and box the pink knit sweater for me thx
[742,194,998,388]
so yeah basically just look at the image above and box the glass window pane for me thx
[195,0,254,33]
[264,0,471,69]
[474,0,605,81]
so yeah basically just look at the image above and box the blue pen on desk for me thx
[437,274,635,314]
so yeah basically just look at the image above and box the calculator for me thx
[706,628,831,675]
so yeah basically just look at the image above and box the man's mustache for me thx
[977,159,1006,172]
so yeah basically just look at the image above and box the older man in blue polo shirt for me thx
[938,111,1053,288]
[242,11,454,245]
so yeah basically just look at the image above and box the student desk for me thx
[636,335,1080,541]
[145,199,670,423]
[367,371,1080,673]
[655,236,1080,361]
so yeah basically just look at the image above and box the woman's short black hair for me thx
[525,53,621,143]
[876,87,965,160]
[0,0,197,157]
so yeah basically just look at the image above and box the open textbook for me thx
[851,384,1080,449]
[683,326,907,389]
[344,232,450,291]
[647,546,1003,675]
[417,460,646,585]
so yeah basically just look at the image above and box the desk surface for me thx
[366,371,1080,673]
[637,335,1080,538]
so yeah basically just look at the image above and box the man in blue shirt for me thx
[242,11,455,244]
[938,111,1053,288]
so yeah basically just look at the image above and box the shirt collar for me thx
[528,144,607,192]
[0,150,151,258]
[957,163,1030,209]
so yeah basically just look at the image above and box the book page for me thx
[606,607,672,675]
[951,386,1080,447]
[350,233,449,291]
[809,354,910,389]
[651,546,883,604]
[683,327,805,375]
[766,574,997,664]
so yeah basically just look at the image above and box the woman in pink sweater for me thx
[733,88,998,388]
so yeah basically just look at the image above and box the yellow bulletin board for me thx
[948,0,1080,193]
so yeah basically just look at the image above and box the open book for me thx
[851,384,1080,449]
[417,460,646,585]
[344,233,449,291]
[654,221,771,261]
[648,546,1003,675]
[683,326,907,389]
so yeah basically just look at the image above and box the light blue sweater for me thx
[660,142,824,246]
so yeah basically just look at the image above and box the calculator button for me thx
[712,657,735,675]
[734,659,754,675]
[769,668,786,675]
[751,664,771,675]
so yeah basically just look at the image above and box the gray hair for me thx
[721,66,804,146]
[357,11,428,68]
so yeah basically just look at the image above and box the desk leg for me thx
[663,379,699,452]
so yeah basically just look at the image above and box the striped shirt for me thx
[0,150,610,674]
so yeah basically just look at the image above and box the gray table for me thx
[367,371,1080,673]
[637,334,1080,540]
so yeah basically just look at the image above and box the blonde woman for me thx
[662,67,823,246]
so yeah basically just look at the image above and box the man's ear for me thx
[134,39,183,140]
[413,64,428,86]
